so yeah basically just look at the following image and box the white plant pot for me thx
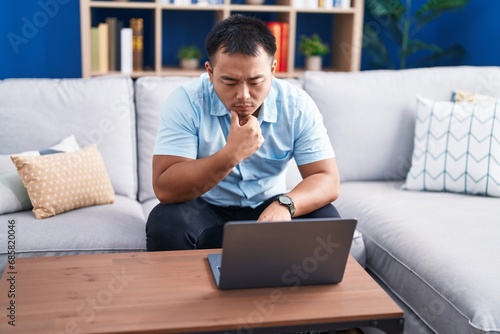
[305,56,323,71]
[180,59,200,70]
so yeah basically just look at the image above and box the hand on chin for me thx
[232,106,260,125]
[232,110,253,125]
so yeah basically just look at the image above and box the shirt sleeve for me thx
[153,87,199,159]
[293,90,335,166]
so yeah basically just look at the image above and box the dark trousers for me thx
[146,197,341,251]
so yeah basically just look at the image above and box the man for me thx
[146,14,341,251]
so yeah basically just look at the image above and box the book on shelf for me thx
[97,22,109,73]
[266,22,288,73]
[90,27,99,72]
[294,0,350,8]
[130,18,144,72]
[121,28,133,74]
[106,17,117,71]
[280,22,289,73]
[91,18,134,74]
[116,20,124,71]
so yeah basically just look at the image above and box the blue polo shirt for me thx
[154,73,334,208]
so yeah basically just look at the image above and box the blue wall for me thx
[1,0,499,79]
[438,0,500,66]
[1,0,82,78]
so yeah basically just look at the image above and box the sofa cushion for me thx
[142,197,159,220]
[134,76,193,202]
[0,195,147,273]
[0,76,137,199]
[404,96,500,197]
[303,66,500,182]
[334,181,500,334]
[0,135,80,215]
[11,145,115,219]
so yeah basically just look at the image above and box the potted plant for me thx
[299,34,329,71]
[363,0,469,69]
[177,45,203,69]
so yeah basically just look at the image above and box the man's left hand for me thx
[257,201,292,222]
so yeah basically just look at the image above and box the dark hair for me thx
[205,14,277,65]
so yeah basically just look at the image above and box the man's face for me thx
[206,46,277,121]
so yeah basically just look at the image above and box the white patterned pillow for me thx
[0,135,80,215]
[403,96,500,197]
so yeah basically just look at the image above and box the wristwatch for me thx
[276,195,295,218]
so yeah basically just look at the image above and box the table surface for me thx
[0,250,403,334]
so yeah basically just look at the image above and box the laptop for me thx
[207,217,357,290]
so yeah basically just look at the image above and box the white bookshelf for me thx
[80,0,364,78]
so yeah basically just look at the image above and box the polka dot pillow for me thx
[11,144,115,219]
[0,135,80,215]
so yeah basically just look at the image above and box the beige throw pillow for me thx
[0,135,80,215]
[11,144,115,219]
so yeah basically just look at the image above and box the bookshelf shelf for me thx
[90,1,157,9]
[91,70,158,77]
[229,5,291,11]
[80,0,364,78]
[160,4,226,10]
[296,7,355,13]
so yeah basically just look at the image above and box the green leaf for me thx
[177,45,202,60]
[366,0,405,21]
[416,44,466,66]
[299,34,330,57]
[366,0,405,45]
[401,39,442,58]
[416,0,468,27]
[363,24,395,69]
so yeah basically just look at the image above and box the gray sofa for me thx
[299,66,500,334]
[1,66,499,334]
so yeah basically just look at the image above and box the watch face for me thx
[280,196,292,205]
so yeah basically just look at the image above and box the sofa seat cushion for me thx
[142,197,160,219]
[334,181,500,334]
[0,195,147,274]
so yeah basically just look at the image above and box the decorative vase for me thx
[305,56,322,71]
[180,59,199,70]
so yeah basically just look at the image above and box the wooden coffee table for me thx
[0,250,404,334]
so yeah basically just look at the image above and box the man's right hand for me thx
[225,110,264,163]
[152,111,264,204]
